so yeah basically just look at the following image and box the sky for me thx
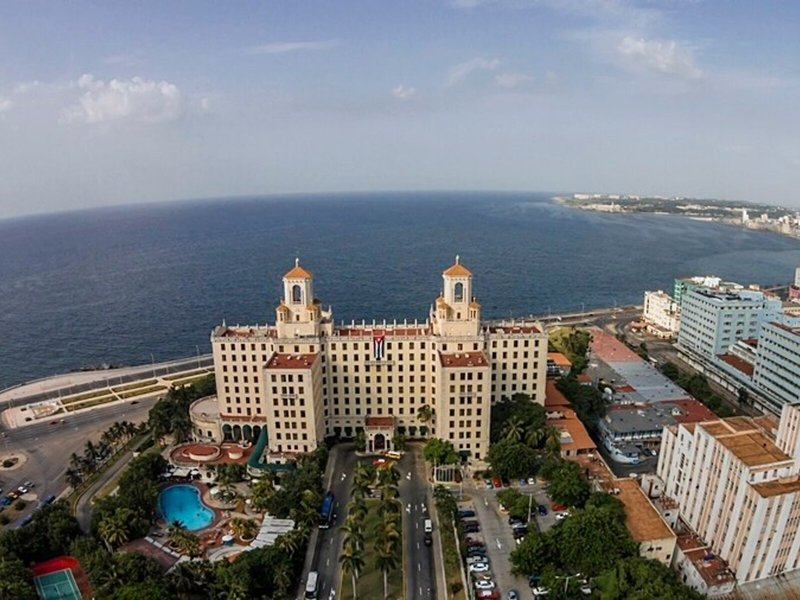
[1,0,799,219]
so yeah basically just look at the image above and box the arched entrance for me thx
[222,424,233,442]
[233,425,242,441]
[253,425,262,440]
[373,433,386,452]
[243,425,253,441]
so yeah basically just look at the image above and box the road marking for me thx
[417,542,420,549]
[326,558,330,567]
[330,538,333,545]
[417,563,421,572]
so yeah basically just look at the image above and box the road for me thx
[398,445,435,600]
[311,444,357,600]
[0,394,158,528]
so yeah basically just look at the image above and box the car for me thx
[459,509,476,518]
[467,550,488,559]
[529,574,541,588]
[508,591,520,600]
[527,477,537,485]
[463,524,480,534]
[466,538,484,547]
[476,591,499,600]
[474,580,496,591]
[17,486,28,494]
[555,511,570,521]
[0,497,11,507]
[512,527,528,538]
[7,491,18,500]
[518,479,527,486]
[23,481,34,488]
[580,583,592,595]
[501,477,510,487]
[511,521,527,529]
[532,586,550,597]
[466,555,488,565]
[492,477,502,488]
[49,420,59,425]
[469,562,491,573]
[130,400,139,405]
[551,503,568,512]
[537,504,548,516]
[372,458,387,465]
[508,516,523,526]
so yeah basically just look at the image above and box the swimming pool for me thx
[158,485,214,531]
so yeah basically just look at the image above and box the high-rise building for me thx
[753,322,800,409]
[195,257,548,466]
[657,406,800,583]
[642,290,680,338]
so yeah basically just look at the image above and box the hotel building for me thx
[197,257,548,466]
[657,405,800,584]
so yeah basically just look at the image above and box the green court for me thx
[34,569,82,600]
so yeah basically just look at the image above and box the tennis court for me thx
[34,568,82,600]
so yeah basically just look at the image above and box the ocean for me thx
[1,192,799,389]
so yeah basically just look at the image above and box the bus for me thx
[385,450,403,460]
[304,571,319,599]
[319,491,335,529]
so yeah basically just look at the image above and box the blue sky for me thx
[1,1,799,218]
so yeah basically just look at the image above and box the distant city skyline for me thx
[1,1,799,219]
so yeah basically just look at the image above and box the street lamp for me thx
[556,574,578,593]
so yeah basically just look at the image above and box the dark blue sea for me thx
[2,192,799,389]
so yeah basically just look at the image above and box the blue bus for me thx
[319,492,334,529]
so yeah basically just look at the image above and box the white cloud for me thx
[66,74,183,124]
[392,85,416,100]
[495,72,532,89]
[616,35,702,80]
[0,98,12,113]
[447,57,501,86]
[244,40,341,55]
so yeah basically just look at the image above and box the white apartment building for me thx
[753,322,800,408]
[197,257,548,466]
[643,290,680,338]
[657,406,800,583]
[677,287,782,360]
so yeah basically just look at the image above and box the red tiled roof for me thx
[547,352,572,367]
[718,353,754,377]
[265,353,318,369]
[590,329,641,363]
[443,257,472,277]
[661,399,717,424]
[439,351,488,368]
[545,380,572,408]
[576,373,592,383]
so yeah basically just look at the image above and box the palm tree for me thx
[273,561,292,597]
[229,518,258,541]
[374,539,399,600]
[339,545,365,600]
[68,452,83,474]
[545,426,562,458]
[170,561,207,600]
[176,532,201,557]
[168,519,188,547]
[347,501,368,522]
[524,422,548,448]
[341,520,365,553]
[501,416,525,442]
[276,530,304,556]
[416,404,433,438]
[98,514,130,550]
[377,465,400,488]
[65,467,83,489]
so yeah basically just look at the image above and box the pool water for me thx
[158,485,214,531]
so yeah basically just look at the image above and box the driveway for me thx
[398,444,435,600]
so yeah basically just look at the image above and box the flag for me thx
[373,333,385,360]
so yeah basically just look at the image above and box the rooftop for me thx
[547,352,572,368]
[545,380,572,408]
[442,255,472,277]
[486,324,542,335]
[718,353,755,377]
[365,416,395,428]
[660,399,718,424]
[701,419,792,467]
[333,326,431,338]
[676,532,736,587]
[284,258,312,279]
[616,479,674,543]
[602,404,678,435]
[265,353,318,370]
[439,351,488,368]
[547,407,596,453]
[590,329,642,363]
[750,475,800,498]
[772,321,800,337]
[215,325,275,338]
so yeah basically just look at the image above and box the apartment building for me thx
[198,257,548,466]
[657,406,800,583]
[643,290,680,338]
[753,322,800,407]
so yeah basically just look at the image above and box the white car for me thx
[580,583,592,595]
[469,562,490,573]
[532,586,550,597]
[527,477,537,485]
[475,580,496,591]
[555,511,570,521]
[466,556,489,565]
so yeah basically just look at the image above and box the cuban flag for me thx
[373,333,385,360]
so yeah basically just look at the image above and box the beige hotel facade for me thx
[195,257,548,466]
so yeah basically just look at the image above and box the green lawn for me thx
[438,514,467,600]
[111,379,157,393]
[340,499,403,600]
[60,388,114,405]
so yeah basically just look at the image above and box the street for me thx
[309,444,357,600]
[0,394,158,527]
[398,445,435,600]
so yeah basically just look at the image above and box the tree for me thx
[422,438,458,465]
[501,416,525,442]
[660,362,680,381]
[230,518,259,541]
[0,556,37,600]
[550,327,591,373]
[375,539,399,600]
[65,467,83,489]
[542,459,590,508]
[556,377,607,429]
[416,405,433,438]
[99,511,132,550]
[490,393,547,443]
[594,556,703,600]
[391,432,407,451]
[340,545,365,600]
[487,438,538,479]
[354,429,367,452]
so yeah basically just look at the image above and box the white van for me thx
[305,571,319,599]
[424,519,433,534]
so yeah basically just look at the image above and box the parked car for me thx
[532,586,550,597]
[511,521,527,529]
[466,555,489,565]
[492,477,502,489]
[17,486,28,494]
[459,509,476,518]
[508,591,520,600]
[476,591,499,600]
[501,477,510,487]
[466,539,485,548]
[0,497,11,507]
[463,522,480,533]
[537,504,548,516]
[508,516,524,526]
[512,527,528,538]
[484,479,494,490]
[518,479,527,486]
[555,511,570,521]
[527,477,537,485]
[469,562,491,573]
[551,503,568,512]
[475,580,496,591]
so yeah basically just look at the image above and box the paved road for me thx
[0,394,157,528]
[310,444,357,600]
[75,447,138,531]
[398,445,435,600]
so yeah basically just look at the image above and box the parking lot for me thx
[456,478,559,599]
